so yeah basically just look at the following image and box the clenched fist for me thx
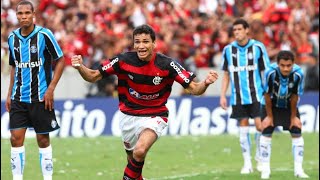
[71,55,82,69]
[204,70,219,86]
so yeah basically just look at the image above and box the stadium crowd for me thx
[1,0,319,96]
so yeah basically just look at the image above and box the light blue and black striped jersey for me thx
[261,63,304,108]
[221,39,270,105]
[8,25,63,103]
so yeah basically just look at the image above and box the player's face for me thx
[233,24,248,42]
[16,4,35,29]
[278,59,294,77]
[133,33,155,61]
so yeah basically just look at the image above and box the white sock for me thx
[39,145,53,179]
[260,136,272,171]
[239,126,251,167]
[255,132,261,161]
[292,137,304,172]
[11,146,25,179]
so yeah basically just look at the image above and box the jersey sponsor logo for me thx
[129,88,159,100]
[229,64,257,72]
[170,61,190,83]
[153,76,162,85]
[102,57,118,71]
[30,44,37,53]
[14,58,43,68]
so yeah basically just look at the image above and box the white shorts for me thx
[119,111,168,151]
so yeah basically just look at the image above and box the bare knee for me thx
[239,119,249,126]
[10,135,25,147]
[10,129,26,147]
[36,134,50,148]
[255,122,262,132]
[133,147,147,162]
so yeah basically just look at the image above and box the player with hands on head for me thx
[259,50,309,179]
[72,24,218,180]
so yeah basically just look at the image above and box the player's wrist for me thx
[203,80,210,87]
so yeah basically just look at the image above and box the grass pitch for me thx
[1,133,318,180]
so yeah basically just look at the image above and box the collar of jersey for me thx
[13,25,43,43]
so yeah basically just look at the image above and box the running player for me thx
[71,24,219,180]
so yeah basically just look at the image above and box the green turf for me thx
[1,133,318,180]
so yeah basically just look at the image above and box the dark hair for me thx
[277,50,295,63]
[233,18,249,29]
[133,24,156,42]
[16,0,34,12]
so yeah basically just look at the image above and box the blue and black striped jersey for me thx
[8,25,63,103]
[221,39,270,105]
[261,63,304,108]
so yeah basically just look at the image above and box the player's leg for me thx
[239,118,253,174]
[124,128,157,180]
[30,102,59,180]
[121,115,167,180]
[36,134,53,180]
[231,104,253,174]
[254,117,263,172]
[10,129,27,180]
[289,111,309,178]
[126,150,133,162]
[250,102,263,171]
[9,100,30,180]
[259,105,274,179]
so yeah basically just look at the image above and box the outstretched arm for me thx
[185,70,219,96]
[71,55,103,83]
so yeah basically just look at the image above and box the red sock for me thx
[123,158,144,180]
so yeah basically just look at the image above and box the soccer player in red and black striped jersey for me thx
[72,24,219,180]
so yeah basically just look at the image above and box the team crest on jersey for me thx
[248,52,253,60]
[51,120,57,128]
[30,44,37,53]
[288,82,294,88]
[153,76,162,85]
